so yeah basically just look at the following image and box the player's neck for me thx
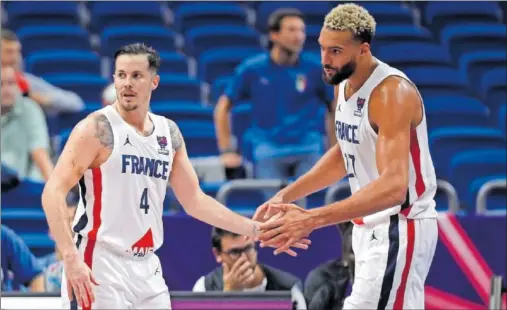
[270,47,298,66]
[114,103,151,134]
[346,56,379,93]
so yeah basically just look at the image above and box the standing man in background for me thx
[214,8,334,183]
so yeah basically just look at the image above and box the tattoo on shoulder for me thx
[167,119,183,153]
[94,114,114,149]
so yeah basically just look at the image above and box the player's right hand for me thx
[64,254,99,308]
[223,255,255,291]
[253,197,312,257]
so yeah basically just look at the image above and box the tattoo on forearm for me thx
[167,119,183,153]
[94,114,114,149]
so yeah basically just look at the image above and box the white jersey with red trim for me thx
[72,105,173,259]
[334,59,438,225]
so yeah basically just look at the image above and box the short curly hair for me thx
[323,3,376,44]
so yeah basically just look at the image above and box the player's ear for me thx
[359,42,370,56]
[151,74,160,91]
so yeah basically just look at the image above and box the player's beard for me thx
[322,60,356,85]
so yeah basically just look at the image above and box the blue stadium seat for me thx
[57,109,91,132]
[185,25,261,58]
[424,2,502,33]
[459,50,507,89]
[481,67,507,111]
[152,74,203,103]
[90,1,164,34]
[5,1,79,30]
[149,104,213,125]
[377,43,453,69]
[404,66,470,98]
[424,95,490,130]
[210,75,232,103]
[255,1,331,31]
[159,52,189,75]
[101,26,178,57]
[499,104,506,138]
[44,74,109,103]
[1,180,44,209]
[174,3,247,34]
[429,127,506,179]
[200,181,264,213]
[25,50,101,76]
[469,175,507,212]
[178,122,219,157]
[372,25,433,53]
[440,24,506,60]
[198,47,264,83]
[361,3,414,26]
[17,25,92,57]
[449,149,506,210]
[1,208,48,235]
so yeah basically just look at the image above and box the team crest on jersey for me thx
[296,74,306,93]
[156,136,169,155]
[354,97,366,117]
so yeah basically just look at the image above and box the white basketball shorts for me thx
[343,214,438,309]
[61,235,171,309]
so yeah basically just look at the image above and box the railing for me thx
[324,179,460,213]
[476,179,507,215]
[489,275,506,310]
[216,179,307,209]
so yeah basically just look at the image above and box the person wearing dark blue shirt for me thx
[1,225,45,292]
[214,8,335,182]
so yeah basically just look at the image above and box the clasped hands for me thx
[252,199,315,257]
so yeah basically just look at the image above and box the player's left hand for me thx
[258,203,315,256]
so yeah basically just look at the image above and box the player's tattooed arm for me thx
[93,114,114,150]
[167,119,183,153]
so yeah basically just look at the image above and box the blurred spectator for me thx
[1,29,84,114]
[1,163,21,192]
[39,206,77,293]
[303,223,354,310]
[1,66,54,181]
[193,227,307,310]
[1,225,45,292]
[102,83,116,106]
[214,8,334,182]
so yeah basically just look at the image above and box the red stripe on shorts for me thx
[394,219,415,309]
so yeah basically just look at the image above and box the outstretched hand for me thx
[252,199,312,257]
[258,203,315,256]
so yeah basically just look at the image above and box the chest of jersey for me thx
[335,96,368,147]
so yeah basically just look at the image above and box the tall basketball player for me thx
[254,3,439,309]
[41,43,309,309]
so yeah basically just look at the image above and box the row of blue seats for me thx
[4,1,505,35]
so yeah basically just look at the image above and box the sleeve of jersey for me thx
[1,226,44,286]
[224,61,251,104]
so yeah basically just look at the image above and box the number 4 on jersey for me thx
[140,188,150,214]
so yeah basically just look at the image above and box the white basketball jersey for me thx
[334,59,438,225]
[72,105,173,258]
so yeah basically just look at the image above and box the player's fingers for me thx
[262,233,287,248]
[71,282,83,308]
[282,248,298,257]
[265,205,285,218]
[258,226,283,242]
[89,272,100,286]
[275,237,298,256]
[299,238,312,245]
[67,280,74,301]
[84,277,95,304]
[290,241,309,250]
[252,204,268,221]
[77,282,91,308]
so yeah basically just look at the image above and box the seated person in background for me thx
[303,222,354,310]
[1,163,20,192]
[1,29,85,115]
[1,225,45,292]
[193,227,307,310]
[102,83,116,106]
[1,66,54,181]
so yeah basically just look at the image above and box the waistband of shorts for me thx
[76,234,156,262]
